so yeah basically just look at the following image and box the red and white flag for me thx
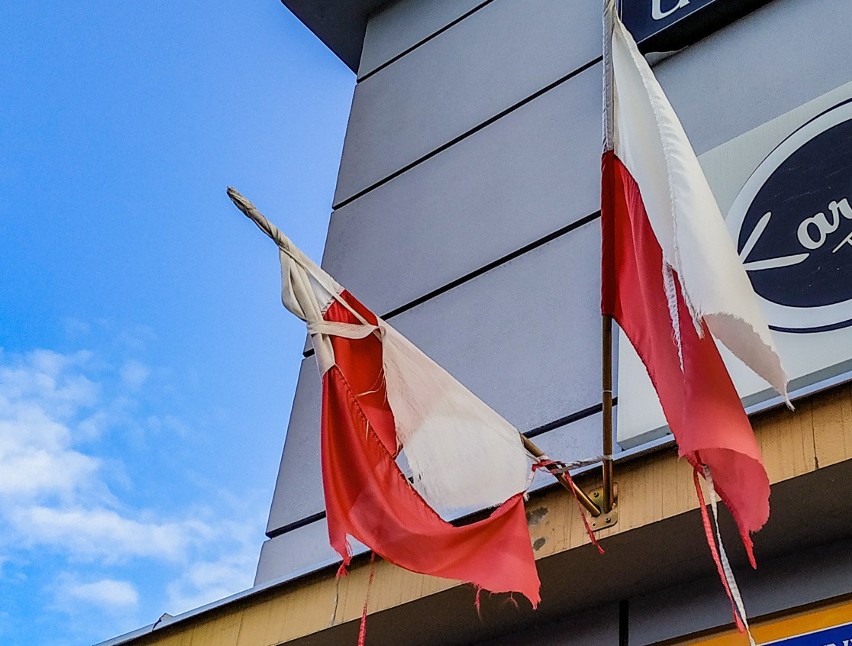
[600,3,788,635]
[228,189,540,608]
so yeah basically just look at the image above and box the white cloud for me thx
[0,441,97,499]
[10,506,213,563]
[0,345,268,633]
[0,349,98,419]
[165,524,259,615]
[120,360,150,391]
[0,349,214,566]
[0,351,100,501]
[64,578,139,608]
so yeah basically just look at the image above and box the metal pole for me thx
[521,435,602,518]
[600,0,616,515]
[601,315,614,514]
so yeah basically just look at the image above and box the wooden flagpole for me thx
[524,0,619,519]
[601,317,614,513]
[600,0,617,515]
[520,435,602,517]
[226,187,606,517]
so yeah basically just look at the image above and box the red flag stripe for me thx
[320,291,541,607]
[601,151,770,554]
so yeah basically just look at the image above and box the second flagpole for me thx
[600,0,616,516]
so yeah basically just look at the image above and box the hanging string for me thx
[532,459,604,554]
[357,552,377,646]
[693,467,756,645]
[328,574,343,628]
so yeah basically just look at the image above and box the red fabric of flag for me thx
[320,290,541,607]
[601,151,770,561]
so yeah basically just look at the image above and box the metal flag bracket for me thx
[589,484,619,530]
[527,0,620,524]
[522,432,618,531]
[520,314,618,532]
[520,315,618,532]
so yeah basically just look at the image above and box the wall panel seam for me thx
[334,56,603,210]
[267,397,612,538]
[359,0,494,83]
[305,210,602,361]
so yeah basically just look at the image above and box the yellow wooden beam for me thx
[124,383,852,646]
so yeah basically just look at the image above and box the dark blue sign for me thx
[621,0,772,52]
[765,621,852,646]
[729,99,852,333]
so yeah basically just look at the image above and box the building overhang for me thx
[101,385,852,645]
[280,0,775,73]
[280,0,386,72]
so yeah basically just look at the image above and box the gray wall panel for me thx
[335,0,600,204]
[657,0,852,156]
[255,522,335,586]
[324,65,601,315]
[359,0,489,79]
[388,221,601,434]
[255,521,370,586]
[266,357,323,535]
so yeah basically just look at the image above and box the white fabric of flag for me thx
[608,6,788,398]
[229,188,531,515]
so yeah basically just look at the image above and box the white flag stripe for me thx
[610,17,788,398]
[275,243,532,511]
[381,323,531,513]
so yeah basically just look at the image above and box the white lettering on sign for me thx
[797,197,852,250]
[833,230,852,254]
[652,0,691,20]
[739,212,810,271]
[725,97,852,332]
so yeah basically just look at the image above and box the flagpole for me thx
[520,435,602,517]
[601,317,614,513]
[600,0,616,515]
[227,187,605,517]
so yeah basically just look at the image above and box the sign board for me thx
[728,99,852,333]
[617,82,852,446]
[622,0,772,52]
[763,621,852,646]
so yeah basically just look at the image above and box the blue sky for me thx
[0,2,354,644]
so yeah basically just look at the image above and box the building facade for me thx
[105,0,851,644]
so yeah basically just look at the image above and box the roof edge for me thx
[280,0,390,72]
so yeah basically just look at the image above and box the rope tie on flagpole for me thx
[227,187,384,372]
[528,454,610,475]
[693,467,756,645]
[307,320,378,339]
[228,186,544,508]
[533,459,604,553]
[522,435,605,518]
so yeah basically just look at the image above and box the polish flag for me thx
[600,1,788,590]
[228,189,540,607]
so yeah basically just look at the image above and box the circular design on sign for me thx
[727,99,852,333]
